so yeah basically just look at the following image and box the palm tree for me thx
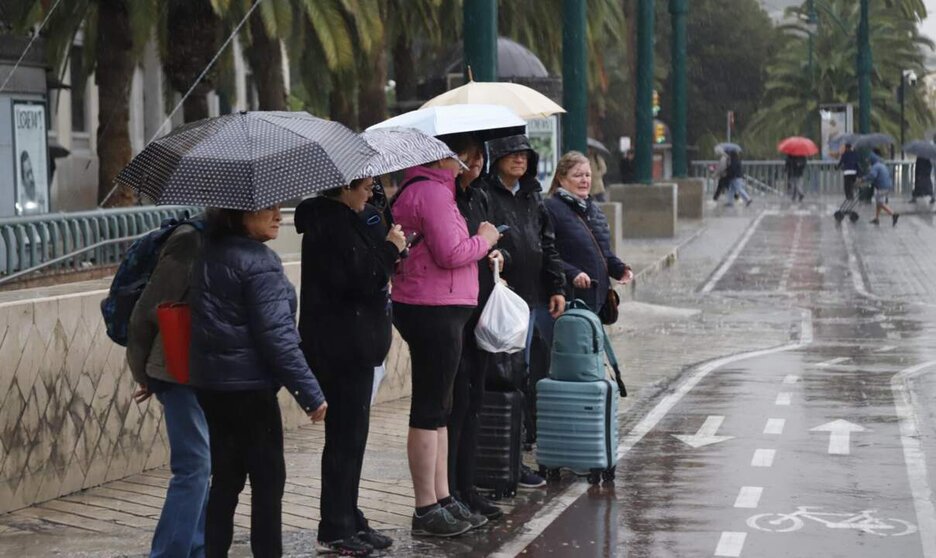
[160,0,221,122]
[744,0,933,156]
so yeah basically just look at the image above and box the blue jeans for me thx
[524,305,555,369]
[151,385,211,558]
[729,178,751,203]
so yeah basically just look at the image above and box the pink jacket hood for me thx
[391,165,490,306]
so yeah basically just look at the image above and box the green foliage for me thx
[745,0,934,158]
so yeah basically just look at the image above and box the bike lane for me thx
[501,211,936,557]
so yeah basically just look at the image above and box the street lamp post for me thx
[806,1,818,142]
[562,0,587,154]
[858,0,871,133]
[463,0,497,82]
[635,0,654,184]
[669,0,688,178]
[899,69,917,159]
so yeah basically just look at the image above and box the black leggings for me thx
[844,174,857,200]
[393,302,473,430]
[198,389,285,558]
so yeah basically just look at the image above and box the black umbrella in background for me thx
[116,111,375,210]
[903,140,936,160]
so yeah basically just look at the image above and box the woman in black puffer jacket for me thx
[544,151,633,315]
[190,205,327,558]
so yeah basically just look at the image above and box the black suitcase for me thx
[484,350,525,391]
[475,389,523,499]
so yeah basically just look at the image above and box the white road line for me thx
[782,374,800,384]
[714,531,747,557]
[733,486,763,509]
[701,210,770,294]
[751,449,776,467]
[764,418,786,435]
[816,357,849,368]
[490,311,814,557]
[876,345,897,353]
[892,361,936,558]
[778,216,803,292]
[775,392,792,406]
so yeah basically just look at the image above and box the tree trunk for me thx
[392,34,417,104]
[245,11,286,110]
[95,0,135,206]
[357,47,387,129]
[164,0,219,122]
[329,72,358,129]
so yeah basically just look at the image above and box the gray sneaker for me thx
[444,499,488,530]
[411,506,472,537]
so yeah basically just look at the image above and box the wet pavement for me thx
[6,198,936,557]
[510,200,936,557]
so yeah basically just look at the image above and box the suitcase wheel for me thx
[834,210,845,222]
[587,469,602,485]
[849,211,859,223]
[602,466,617,482]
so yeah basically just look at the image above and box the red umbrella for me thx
[778,136,819,156]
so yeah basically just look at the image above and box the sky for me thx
[923,0,936,46]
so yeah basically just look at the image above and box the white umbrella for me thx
[420,81,566,120]
[367,104,526,136]
[353,127,456,179]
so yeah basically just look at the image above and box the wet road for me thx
[505,208,936,557]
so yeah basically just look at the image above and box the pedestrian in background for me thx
[391,156,500,537]
[127,221,209,558]
[785,154,807,203]
[864,151,899,226]
[712,147,730,201]
[587,147,608,202]
[837,143,860,200]
[190,206,328,558]
[619,149,635,184]
[443,132,507,521]
[479,134,566,489]
[911,155,934,204]
[545,151,633,315]
[295,179,406,556]
[726,150,752,207]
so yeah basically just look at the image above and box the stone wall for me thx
[0,261,411,514]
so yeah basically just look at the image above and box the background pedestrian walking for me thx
[785,154,807,202]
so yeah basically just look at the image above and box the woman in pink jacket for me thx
[392,157,500,538]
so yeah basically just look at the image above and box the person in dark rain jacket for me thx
[295,179,406,557]
[912,155,934,203]
[190,205,327,558]
[544,151,632,314]
[478,134,565,489]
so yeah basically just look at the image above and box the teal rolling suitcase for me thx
[535,377,618,484]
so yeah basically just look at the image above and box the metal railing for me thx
[0,206,198,278]
[689,160,915,195]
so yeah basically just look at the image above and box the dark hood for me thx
[486,134,540,182]
[295,196,345,234]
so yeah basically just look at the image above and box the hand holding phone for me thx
[496,224,510,234]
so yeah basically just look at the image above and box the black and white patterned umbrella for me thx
[116,111,375,210]
[353,127,456,180]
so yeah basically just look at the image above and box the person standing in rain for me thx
[864,151,900,226]
[391,155,500,537]
[712,146,730,201]
[911,155,934,204]
[837,143,860,201]
[479,134,566,489]
[295,178,407,556]
[785,154,807,202]
[587,146,608,202]
[726,149,752,206]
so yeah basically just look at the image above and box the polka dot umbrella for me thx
[115,111,376,211]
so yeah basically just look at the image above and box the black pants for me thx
[844,174,857,200]
[198,389,285,558]
[317,366,374,542]
[447,314,488,497]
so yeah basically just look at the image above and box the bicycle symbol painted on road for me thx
[747,506,917,537]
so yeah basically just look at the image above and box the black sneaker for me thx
[893,213,900,227]
[466,490,504,520]
[316,535,373,556]
[444,499,488,529]
[357,528,392,550]
[519,465,546,489]
[411,505,472,537]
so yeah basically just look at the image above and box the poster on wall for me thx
[820,103,853,160]
[527,116,559,191]
[12,101,49,215]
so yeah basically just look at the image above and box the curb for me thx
[619,224,708,302]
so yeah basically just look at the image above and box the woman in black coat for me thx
[544,151,633,315]
[295,179,406,556]
[191,205,328,558]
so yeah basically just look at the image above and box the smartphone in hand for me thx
[496,225,510,234]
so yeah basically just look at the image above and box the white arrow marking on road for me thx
[817,357,850,368]
[673,415,735,448]
[810,420,867,455]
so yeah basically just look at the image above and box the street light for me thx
[900,69,918,159]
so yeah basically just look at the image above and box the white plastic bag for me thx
[475,262,530,353]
